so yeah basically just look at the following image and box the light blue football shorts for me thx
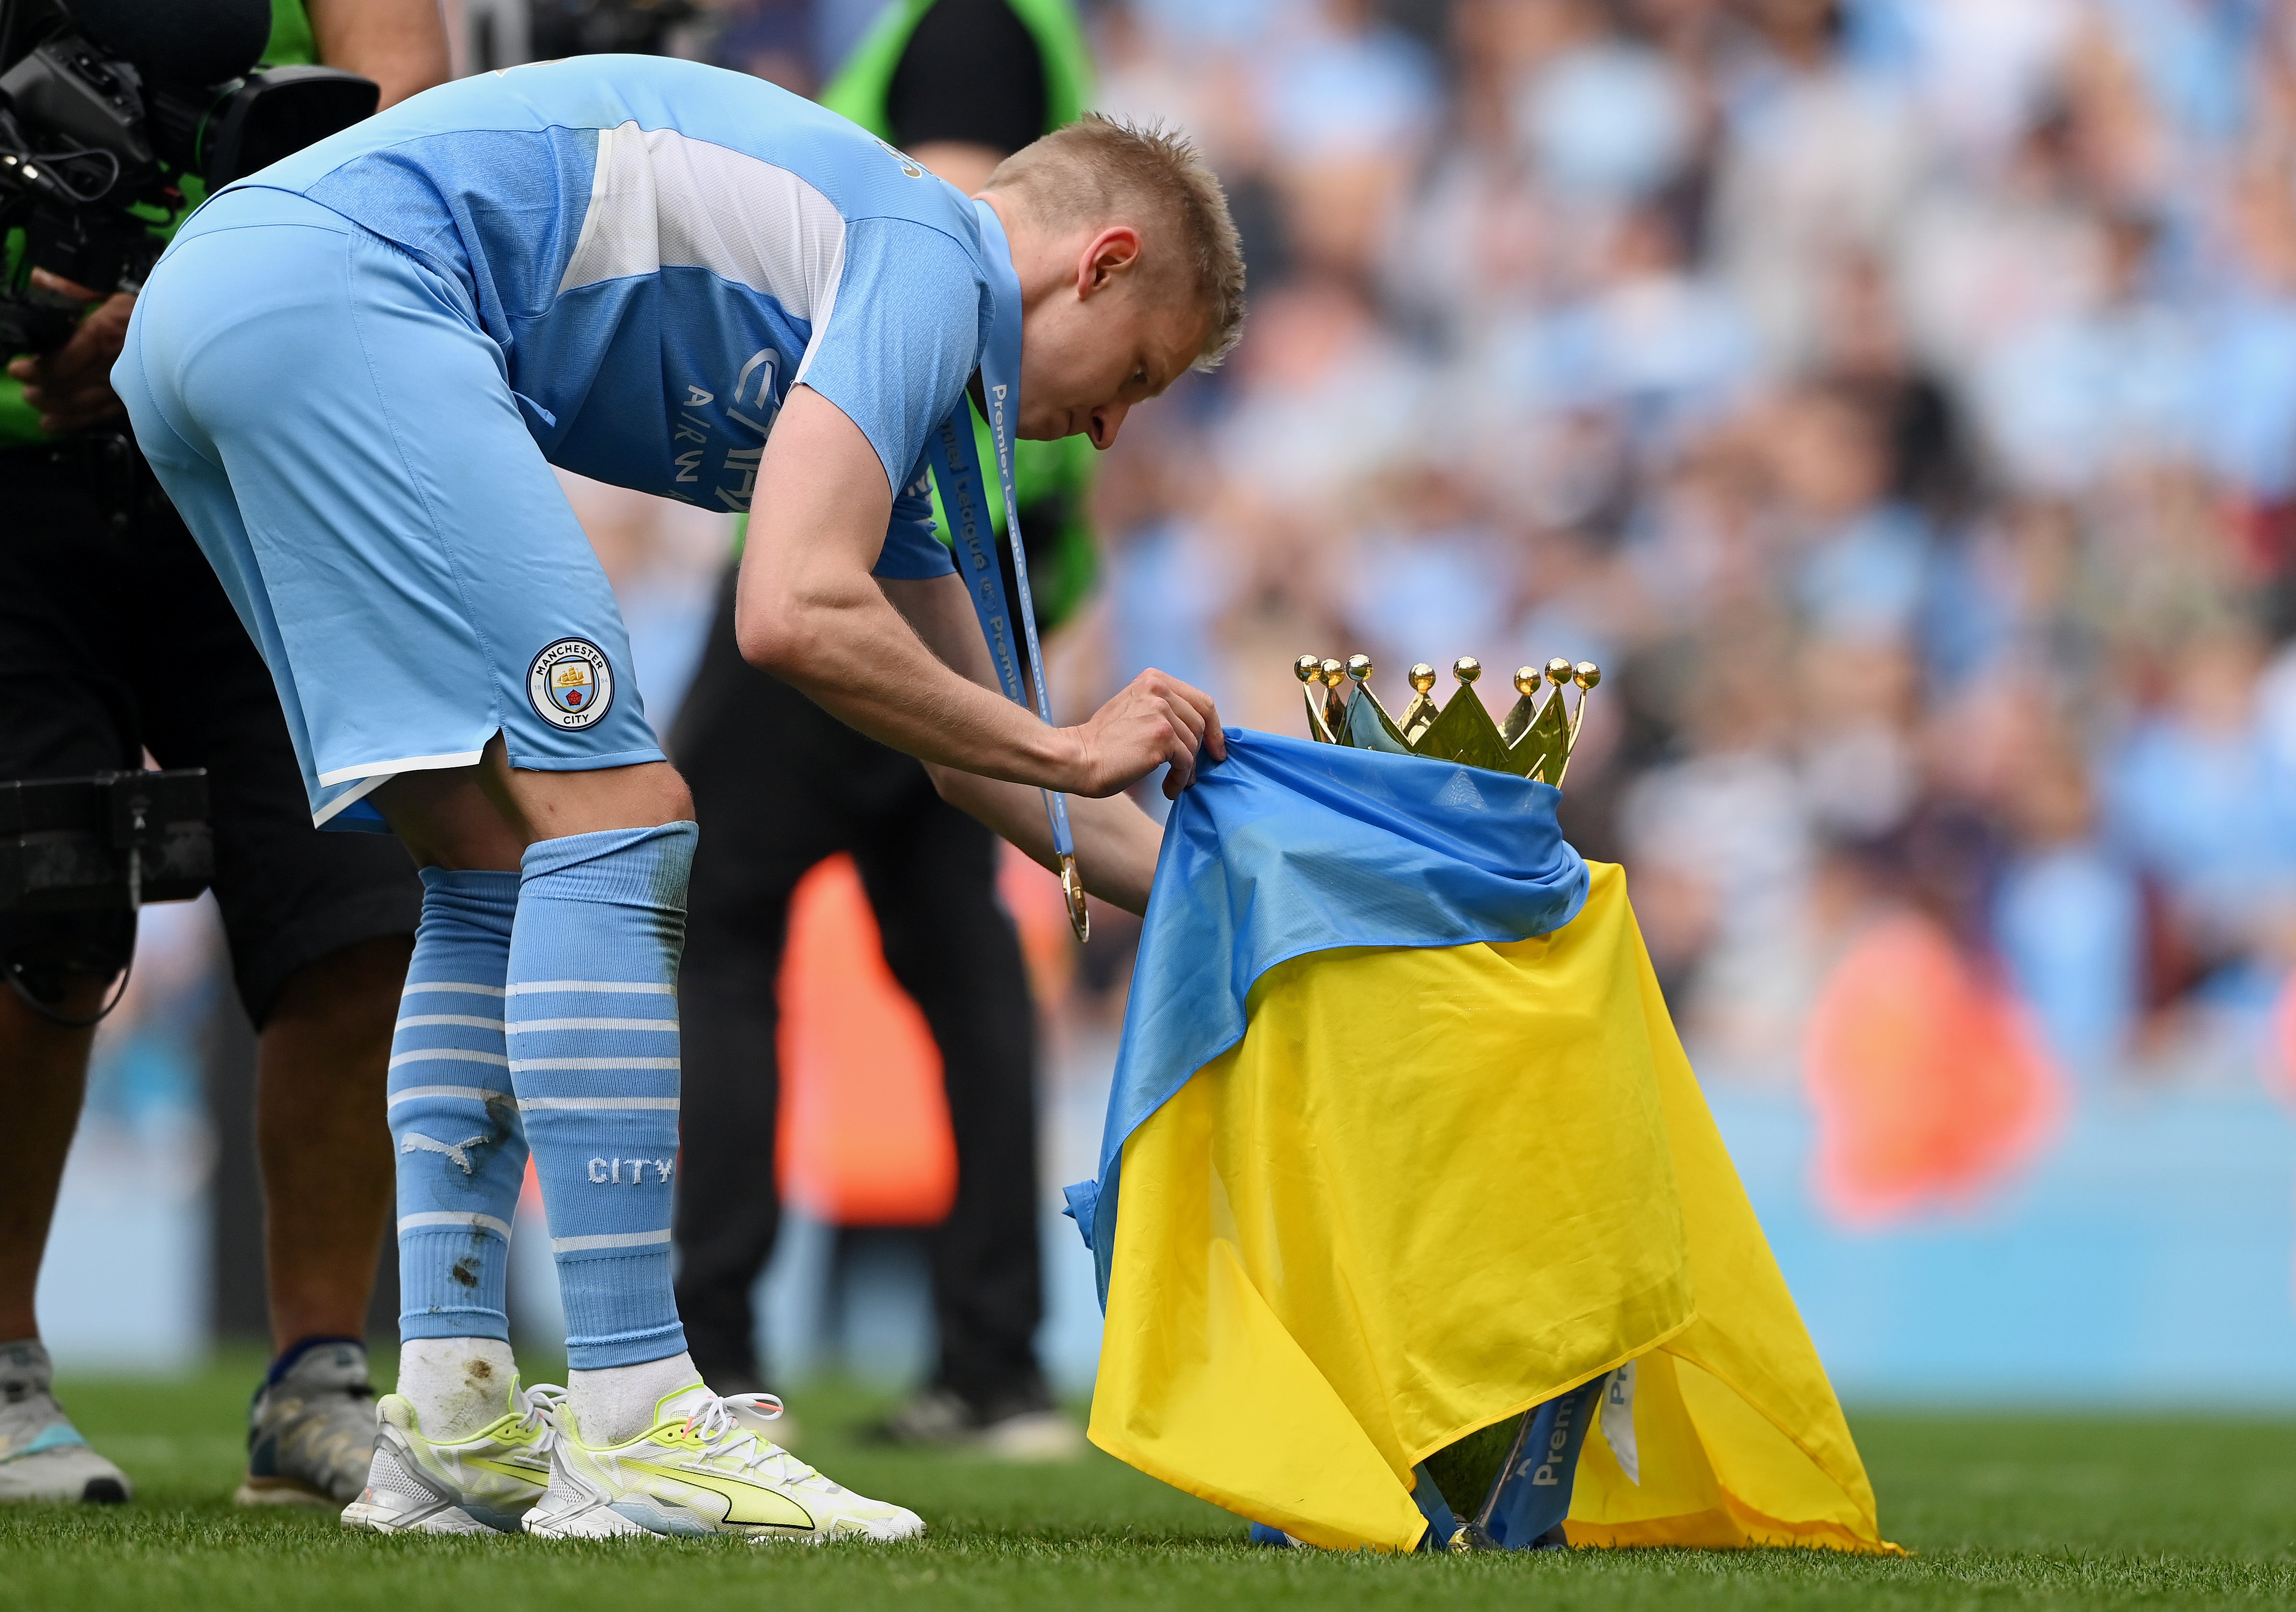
[114,186,665,830]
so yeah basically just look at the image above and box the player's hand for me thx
[6,271,133,435]
[1063,668,1226,799]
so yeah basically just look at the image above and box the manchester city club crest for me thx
[527,638,615,729]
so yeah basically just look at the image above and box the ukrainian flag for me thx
[1065,731,1896,1555]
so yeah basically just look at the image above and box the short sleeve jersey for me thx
[232,55,990,577]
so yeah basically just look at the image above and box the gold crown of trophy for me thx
[1295,653,1600,785]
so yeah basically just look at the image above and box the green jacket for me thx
[1,0,316,445]
[817,0,1101,630]
[821,0,1095,140]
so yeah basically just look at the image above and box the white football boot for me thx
[340,1379,561,1534]
[523,1383,924,1544]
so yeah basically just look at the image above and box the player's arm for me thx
[307,0,452,109]
[881,570,1169,910]
[737,385,1215,910]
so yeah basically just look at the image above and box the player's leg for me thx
[387,743,696,1446]
[356,842,544,1536]
[383,748,918,1540]
[341,746,724,1535]
[477,757,698,1437]
[855,781,1076,1458]
[340,759,544,1535]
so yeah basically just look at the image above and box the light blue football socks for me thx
[388,825,697,1442]
[390,868,526,1344]
[508,822,697,1371]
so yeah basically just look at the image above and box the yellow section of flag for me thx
[1088,863,1897,1555]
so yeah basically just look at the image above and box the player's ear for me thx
[1077,225,1144,298]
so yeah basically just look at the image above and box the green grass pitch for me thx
[4,1350,2295,1610]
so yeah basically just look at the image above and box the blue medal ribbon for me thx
[929,197,1088,941]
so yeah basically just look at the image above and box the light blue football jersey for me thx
[229,54,992,576]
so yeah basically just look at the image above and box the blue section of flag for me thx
[1066,729,1588,1300]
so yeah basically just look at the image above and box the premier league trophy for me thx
[1293,652,1610,1550]
[1063,648,1897,1557]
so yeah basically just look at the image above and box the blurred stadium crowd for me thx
[982,0,2296,1091]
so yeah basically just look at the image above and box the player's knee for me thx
[265,933,414,1032]
[575,761,693,833]
[0,909,135,1015]
[506,760,692,836]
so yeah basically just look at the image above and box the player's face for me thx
[1018,228,1208,448]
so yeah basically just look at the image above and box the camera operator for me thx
[0,0,447,1507]
[671,0,1100,1458]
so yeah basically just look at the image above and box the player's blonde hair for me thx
[985,114,1246,370]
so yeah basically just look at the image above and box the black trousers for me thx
[0,436,419,1024]
[669,565,1043,1406]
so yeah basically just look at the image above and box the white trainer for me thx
[340,1380,561,1535]
[523,1384,924,1544]
[0,1341,130,1504]
[235,1340,379,1508]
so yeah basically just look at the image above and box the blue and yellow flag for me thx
[1067,731,1895,1555]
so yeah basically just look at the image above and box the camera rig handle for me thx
[0,767,213,912]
